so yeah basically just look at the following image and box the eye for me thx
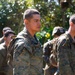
[34,20,37,22]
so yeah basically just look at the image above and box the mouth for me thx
[38,26,41,28]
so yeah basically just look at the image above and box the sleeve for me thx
[0,53,4,67]
[0,49,5,67]
[57,39,73,75]
[0,37,4,44]
[14,38,33,57]
[13,39,28,58]
[43,41,52,64]
[50,54,57,67]
[13,39,32,75]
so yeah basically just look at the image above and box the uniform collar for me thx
[19,27,39,45]
[65,32,75,44]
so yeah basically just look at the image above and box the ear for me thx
[70,22,73,26]
[24,19,29,25]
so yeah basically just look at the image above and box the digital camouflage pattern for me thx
[0,43,8,75]
[7,38,17,75]
[43,38,58,75]
[57,33,75,75]
[13,27,43,75]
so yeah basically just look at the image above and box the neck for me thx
[28,30,35,37]
[25,26,36,37]
[67,27,75,39]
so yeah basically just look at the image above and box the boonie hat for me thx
[3,27,11,32]
[4,30,15,37]
[52,26,65,36]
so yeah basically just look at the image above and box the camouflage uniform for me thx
[57,32,75,75]
[13,27,43,75]
[0,43,8,75]
[43,26,65,75]
[43,38,58,75]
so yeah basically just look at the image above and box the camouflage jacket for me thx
[0,43,8,75]
[43,38,58,66]
[13,27,43,75]
[57,33,75,75]
[43,38,58,75]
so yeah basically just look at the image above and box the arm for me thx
[57,39,73,75]
[0,48,6,68]
[50,53,57,67]
[0,53,4,67]
[13,39,32,75]
[43,41,52,64]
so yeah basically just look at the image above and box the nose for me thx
[38,21,41,26]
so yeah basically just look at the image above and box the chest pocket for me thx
[31,42,42,57]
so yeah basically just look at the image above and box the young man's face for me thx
[27,14,41,33]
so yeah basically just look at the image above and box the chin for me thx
[37,29,40,32]
[35,30,40,32]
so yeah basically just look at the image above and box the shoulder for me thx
[0,37,4,40]
[14,38,25,48]
[51,37,58,44]
[57,33,70,47]
[43,40,52,49]
[44,38,58,47]
[44,37,58,46]
[13,36,33,54]
[43,41,51,47]
[0,37,4,44]
[0,43,6,56]
[0,43,5,50]
[14,36,31,50]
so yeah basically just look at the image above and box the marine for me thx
[56,14,75,75]
[0,27,11,44]
[43,26,65,75]
[0,30,15,75]
[10,8,43,75]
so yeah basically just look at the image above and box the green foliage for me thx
[0,0,75,45]
[34,1,62,44]
[34,0,75,45]
[0,0,28,36]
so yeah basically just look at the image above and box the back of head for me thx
[69,14,75,24]
[23,8,40,20]
[52,26,65,37]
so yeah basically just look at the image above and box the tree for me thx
[0,0,28,36]
[0,0,75,45]
[34,0,75,44]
